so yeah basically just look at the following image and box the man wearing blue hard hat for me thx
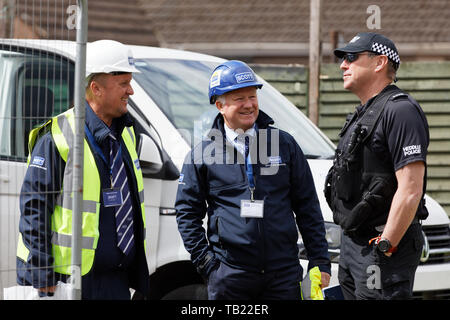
[175,60,331,299]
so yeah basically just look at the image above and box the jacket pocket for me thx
[341,175,394,232]
[334,158,362,202]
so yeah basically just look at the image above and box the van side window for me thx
[0,48,74,160]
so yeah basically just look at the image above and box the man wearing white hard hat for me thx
[17,40,150,299]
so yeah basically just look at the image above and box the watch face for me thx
[378,239,390,252]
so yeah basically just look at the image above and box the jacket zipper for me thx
[242,162,265,273]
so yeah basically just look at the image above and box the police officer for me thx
[175,60,331,300]
[17,40,149,299]
[325,32,429,299]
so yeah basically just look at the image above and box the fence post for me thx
[308,0,321,125]
[70,0,88,300]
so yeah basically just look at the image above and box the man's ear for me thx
[216,100,224,114]
[90,80,102,97]
[374,55,389,73]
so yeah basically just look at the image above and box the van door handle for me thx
[0,175,9,182]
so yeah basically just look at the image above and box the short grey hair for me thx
[216,95,226,104]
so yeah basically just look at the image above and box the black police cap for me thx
[334,32,400,66]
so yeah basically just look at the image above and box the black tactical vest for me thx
[324,86,428,237]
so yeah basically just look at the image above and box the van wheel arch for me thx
[145,260,207,300]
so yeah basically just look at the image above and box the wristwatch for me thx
[376,238,397,254]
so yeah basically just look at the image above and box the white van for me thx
[0,39,449,299]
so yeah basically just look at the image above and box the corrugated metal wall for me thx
[252,64,309,114]
[252,61,450,216]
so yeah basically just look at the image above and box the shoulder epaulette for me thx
[391,92,408,100]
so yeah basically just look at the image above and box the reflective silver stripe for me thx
[82,199,98,213]
[55,195,98,214]
[56,113,74,149]
[57,114,75,198]
[139,190,145,203]
[126,127,135,145]
[51,231,95,249]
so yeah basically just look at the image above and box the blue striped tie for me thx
[109,134,134,255]
[244,135,250,159]
[235,134,251,159]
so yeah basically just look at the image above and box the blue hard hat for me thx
[208,60,263,104]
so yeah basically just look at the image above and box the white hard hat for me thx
[86,39,140,78]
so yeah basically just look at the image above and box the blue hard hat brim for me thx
[209,82,263,104]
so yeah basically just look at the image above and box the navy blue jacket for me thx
[175,111,330,278]
[17,103,149,299]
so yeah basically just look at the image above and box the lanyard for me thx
[84,124,121,187]
[245,147,256,202]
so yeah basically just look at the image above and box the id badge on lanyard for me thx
[103,188,123,207]
[241,198,264,218]
[240,152,264,218]
[103,147,124,208]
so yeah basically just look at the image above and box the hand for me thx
[320,272,330,288]
[38,285,57,297]
[384,252,393,257]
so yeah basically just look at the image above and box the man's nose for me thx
[127,84,134,95]
[243,98,255,108]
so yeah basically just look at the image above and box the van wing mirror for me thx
[138,133,180,180]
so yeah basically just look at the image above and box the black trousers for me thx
[338,223,423,300]
[207,262,303,300]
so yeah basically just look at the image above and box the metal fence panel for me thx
[0,0,85,300]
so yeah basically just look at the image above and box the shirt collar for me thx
[224,123,256,144]
[85,101,111,144]
[85,101,134,143]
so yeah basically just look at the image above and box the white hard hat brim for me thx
[85,65,140,78]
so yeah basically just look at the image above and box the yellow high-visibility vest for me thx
[17,108,146,276]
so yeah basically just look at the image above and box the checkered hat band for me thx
[371,42,400,64]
